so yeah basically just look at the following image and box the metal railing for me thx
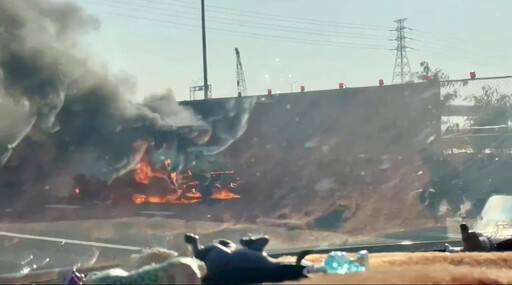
[441,75,512,115]
[439,75,512,151]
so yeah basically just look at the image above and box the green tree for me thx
[464,85,512,152]
[412,61,450,82]
[415,61,512,218]
[411,61,468,104]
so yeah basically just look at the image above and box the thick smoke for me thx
[187,97,257,155]
[0,96,36,165]
[155,96,258,172]
[0,0,209,190]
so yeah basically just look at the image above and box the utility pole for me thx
[201,0,209,99]
[391,18,412,84]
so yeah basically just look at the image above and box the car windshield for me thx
[0,0,511,279]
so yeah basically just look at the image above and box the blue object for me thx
[322,250,368,274]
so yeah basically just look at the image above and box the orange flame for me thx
[132,193,202,205]
[134,155,168,184]
[131,153,240,205]
[211,188,241,200]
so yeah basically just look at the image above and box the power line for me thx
[80,1,505,75]
[82,0,502,75]
[408,45,504,75]
[89,9,391,50]
[209,2,391,30]
[412,45,506,68]
[410,29,512,59]
[133,0,393,31]
[90,0,391,41]
[414,28,500,46]
[98,10,196,29]
[408,35,511,66]
[82,0,510,60]
[413,48,487,65]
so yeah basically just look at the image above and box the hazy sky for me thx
[65,0,512,101]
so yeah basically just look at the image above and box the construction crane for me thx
[235,48,247,97]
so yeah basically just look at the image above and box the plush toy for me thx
[82,248,205,285]
[184,233,312,284]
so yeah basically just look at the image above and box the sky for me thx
[63,0,512,102]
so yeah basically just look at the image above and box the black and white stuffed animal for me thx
[184,233,312,284]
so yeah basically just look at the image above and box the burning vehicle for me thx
[70,147,242,207]
[64,96,256,209]
[0,0,256,214]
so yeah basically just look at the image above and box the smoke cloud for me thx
[0,0,209,189]
[187,97,257,155]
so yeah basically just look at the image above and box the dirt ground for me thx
[276,252,512,284]
[224,151,437,236]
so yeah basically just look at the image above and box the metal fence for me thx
[442,75,512,107]
[439,75,512,153]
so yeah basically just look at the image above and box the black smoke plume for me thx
[0,0,210,196]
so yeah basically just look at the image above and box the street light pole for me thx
[201,0,209,99]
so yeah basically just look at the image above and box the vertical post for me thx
[201,0,209,99]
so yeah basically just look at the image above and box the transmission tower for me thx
[391,18,412,84]
[235,47,247,97]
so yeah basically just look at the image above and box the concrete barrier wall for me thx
[179,82,444,238]
[183,82,441,157]
[229,82,441,158]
